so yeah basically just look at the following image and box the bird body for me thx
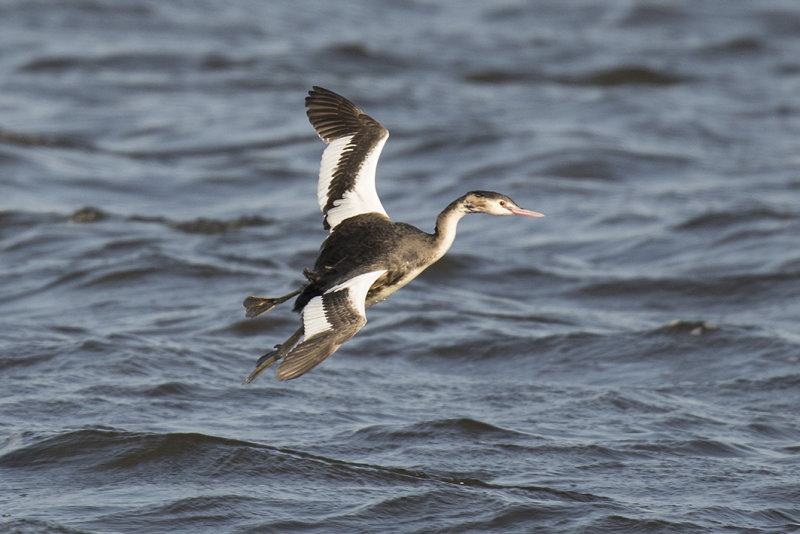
[297,212,433,311]
[243,87,543,382]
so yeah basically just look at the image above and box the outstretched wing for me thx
[276,269,387,380]
[305,86,389,231]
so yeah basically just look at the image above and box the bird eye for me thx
[499,200,506,206]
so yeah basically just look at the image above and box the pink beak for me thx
[510,206,545,218]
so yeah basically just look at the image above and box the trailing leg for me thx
[242,288,302,318]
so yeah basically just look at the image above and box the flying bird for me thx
[243,86,543,382]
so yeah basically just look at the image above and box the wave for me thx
[464,69,544,85]
[0,426,599,499]
[18,51,197,74]
[518,145,693,181]
[0,428,248,470]
[694,36,765,57]
[674,206,797,232]
[0,207,271,235]
[0,122,308,164]
[617,3,689,27]
[464,65,686,87]
[569,272,800,305]
[349,417,539,444]
[0,127,88,149]
[0,518,85,534]
[556,66,688,87]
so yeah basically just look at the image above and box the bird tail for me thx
[242,288,302,318]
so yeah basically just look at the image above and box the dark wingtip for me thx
[243,327,305,384]
[305,85,325,106]
[242,346,285,384]
[305,86,385,142]
[275,336,340,381]
[308,85,330,97]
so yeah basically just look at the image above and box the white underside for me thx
[301,269,387,339]
[365,264,431,307]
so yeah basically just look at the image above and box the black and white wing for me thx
[305,86,389,231]
[275,269,387,380]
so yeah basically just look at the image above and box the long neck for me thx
[430,196,469,260]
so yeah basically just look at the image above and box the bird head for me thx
[461,191,544,218]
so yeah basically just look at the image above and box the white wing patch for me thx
[328,269,386,317]
[317,136,352,210]
[277,269,387,380]
[300,295,332,339]
[317,134,389,231]
[300,269,386,340]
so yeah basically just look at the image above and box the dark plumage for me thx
[295,213,429,311]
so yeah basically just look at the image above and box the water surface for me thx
[2,1,800,532]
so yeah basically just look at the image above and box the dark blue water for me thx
[2,1,800,532]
